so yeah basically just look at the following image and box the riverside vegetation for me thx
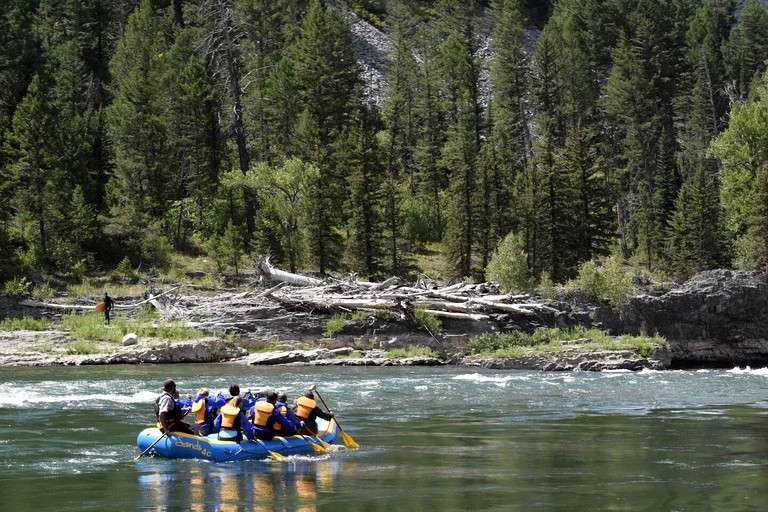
[0,251,668,365]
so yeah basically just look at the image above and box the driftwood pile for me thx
[17,260,558,327]
[246,259,558,322]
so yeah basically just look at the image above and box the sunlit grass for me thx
[0,315,49,331]
[60,308,204,343]
[384,346,438,359]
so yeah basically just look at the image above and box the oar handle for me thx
[135,432,166,460]
[312,387,347,434]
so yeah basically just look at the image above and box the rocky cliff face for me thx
[595,270,768,368]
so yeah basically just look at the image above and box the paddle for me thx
[253,439,287,461]
[135,432,166,460]
[310,385,359,449]
[301,425,332,450]
[297,431,326,452]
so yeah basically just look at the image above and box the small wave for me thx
[453,373,528,384]
[727,366,768,375]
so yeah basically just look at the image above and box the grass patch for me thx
[59,309,204,343]
[0,315,49,331]
[66,341,101,355]
[467,326,667,359]
[376,310,399,323]
[385,346,438,358]
[23,343,54,354]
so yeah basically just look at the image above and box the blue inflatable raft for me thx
[136,418,338,461]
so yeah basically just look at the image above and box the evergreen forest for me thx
[2,0,768,291]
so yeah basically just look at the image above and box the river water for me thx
[1,364,767,511]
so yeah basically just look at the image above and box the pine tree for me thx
[487,0,530,246]
[341,113,385,279]
[6,74,57,266]
[411,26,447,242]
[195,0,256,235]
[106,0,172,262]
[383,1,419,179]
[601,19,665,264]
[287,0,360,150]
[441,110,479,279]
[665,165,726,279]
[235,0,307,164]
[723,0,768,98]
[161,28,222,250]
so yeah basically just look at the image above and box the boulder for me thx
[122,333,138,346]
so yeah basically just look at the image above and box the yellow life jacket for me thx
[227,396,238,407]
[220,404,240,429]
[192,398,206,423]
[254,401,275,427]
[274,405,288,431]
[295,397,316,420]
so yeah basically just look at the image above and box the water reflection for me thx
[138,458,351,511]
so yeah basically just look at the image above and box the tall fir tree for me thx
[665,165,726,279]
[285,0,361,273]
[161,28,222,250]
[723,0,768,98]
[105,0,172,263]
[341,112,385,279]
[6,74,57,266]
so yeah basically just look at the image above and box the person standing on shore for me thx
[103,292,114,324]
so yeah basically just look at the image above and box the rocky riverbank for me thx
[0,328,667,371]
[2,269,766,370]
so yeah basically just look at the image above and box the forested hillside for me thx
[1,0,767,290]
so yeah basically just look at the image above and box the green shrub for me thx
[0,315,49,331]
[485,232,536,292]
[568,256,634,305]
[376,310,399,323]
[324,314,348,337]
[32,281,55,300]
[412,307,441,334]
[4,277,32,295]
[467,327,666,359]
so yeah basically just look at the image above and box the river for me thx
[1,364,767,511]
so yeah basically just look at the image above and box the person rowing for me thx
[294,390,333,436]
[155,379,194,435]
[253,391,303,440]
[190,388,227,436]
[214,396,254,443]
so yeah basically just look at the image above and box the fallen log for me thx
[255,258,323,287]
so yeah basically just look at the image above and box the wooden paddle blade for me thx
[315,437,332,450]
[268,450,287,461]
[341,430,359,449]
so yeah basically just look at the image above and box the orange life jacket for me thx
[273,405,288,431]
[254,401,275,428]
[295,397,316,420]
[220,404,240,429]
[192,398,206,423]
